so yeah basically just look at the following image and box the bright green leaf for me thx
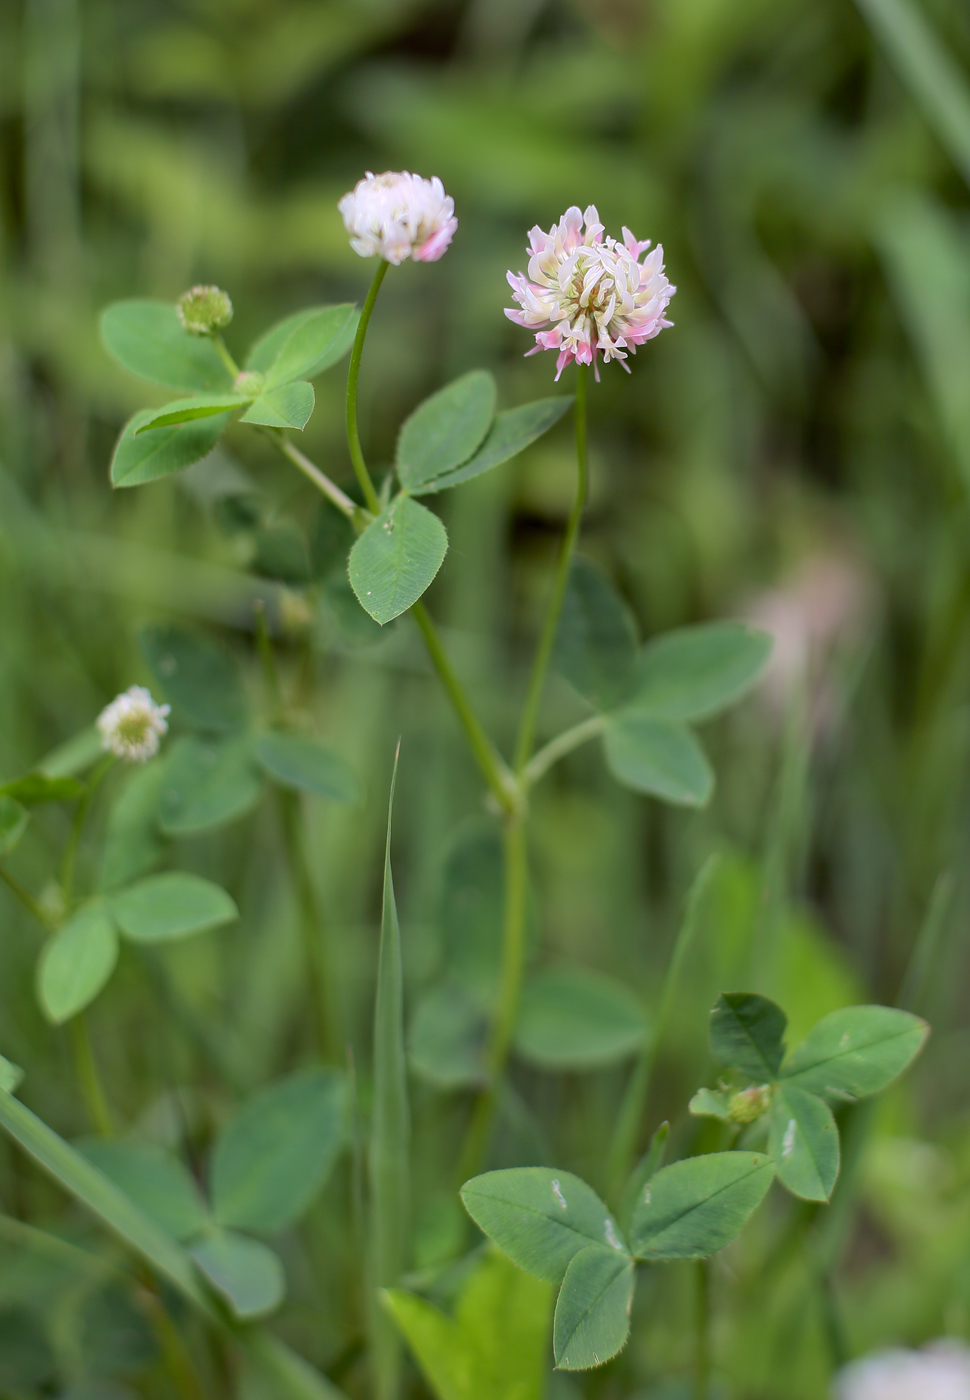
[397,371,496,490]
[135,394,247,432]
[0,774,84,805]
[254,731,360,803]
[111,872,238,944]
[212,1069,347,1233]
[78,1140,210,1240]
[688,1089,732,1120]
[408,983,487,1089]
[553,557,638,710]
[553,1245,634,1371]
[157,735,262,836]
[631,623,772,723]
[710,993,787,1081]
[780,1005,929,1099]
[460,1168,626,1283]
[140,624,247,731]
[629,1153,774,1260]
[0,797,28,856]
[603,713,713,806]
[241,381,315,430]
[190,1229,285,1319]
[349,495,448,625]
[246,305,357,386]
[111,407,234,488]
[100,301,233,393]
[37,905,119,1023]
[514,968,647,1070]
[618,1123,669,1235]
[769,1084,840,1201]
[412,398,573,495]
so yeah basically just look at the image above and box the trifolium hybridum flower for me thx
[338,171,457,266]
[177,285,233,336]
[506,205,674,380]
[97,686,170,762]
[834,1341,970,1400]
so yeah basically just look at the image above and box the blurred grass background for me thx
[3,0,970,1396]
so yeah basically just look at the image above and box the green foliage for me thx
[780,1005,930,1099]
[603,714,713,806]
[628,1154,774,1260]
[136,395,249,432]
[385,1249,553,1400]
[140,625,247,732]
[0,796,28,855]
[190,1229,286,1319]
[397,372,497,491]
[553,557,638,710]
[254,731,360,803]
[769,1084,839,1203]
[211,1069,347,1233]
[110,872,238,943]
[553,1245,635,1370]
[349,495,448,624]
[111,407,235,487]
[630,624,773,724]
[709,993,788,1082]
[37,903,119,1023]
[101,302,234,393]
[78,1140,210,1241]
[257,305,359,387]
[158,735,263,835]
[514,968,648,1069]
[411,398,573,495]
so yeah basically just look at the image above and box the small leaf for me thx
[37,905,119,1023]
[412,397,573,495]
[603,713,713,806]
[158,735,262,837]
[190,1229,285,1319]
[629,1153,774,1260]
[780,1005,929,1099]
[349,495,448,625]
[553,1245,634,1371]
[78,1140,210,1240]
[248,304,358,386]
[397,371,496,490]
[514,968,647,1070]
[212,1069,347,1233]
[631,622,772,723]
[710,993,787,1081]
[100,760,168,891]
[0,797,28,856]
[135,395,247,432]
[0,774,84,805]
[254,731,360,803]
[241,381,315,430]
[553,557,638,710]
[111,407,233,488]
[140,624,247,731]
[769,1085,840,1202]
[689,1089,732,1120]
[407,983,487,1089]
[0,1057,23,1094]
[460,1169,626,1283]
[100,301,234,393]
[111,872,238,943]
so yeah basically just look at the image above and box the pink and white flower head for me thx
[834,1341,970,1400]
[506,205,674,380]
[97,686,170,762]
[338,171,457,266]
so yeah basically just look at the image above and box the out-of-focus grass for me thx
[2,0,970,1396]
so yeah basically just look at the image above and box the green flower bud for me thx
[233,370,264,398]
[727,1084,771,1125]
[177,284,233,336]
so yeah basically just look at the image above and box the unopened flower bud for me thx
[728,1084,771,1125]
[97,686,170,762]
[177,285,233,336]
[233,370,264,398]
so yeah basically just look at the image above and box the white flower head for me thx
[97,686,170,762]
[506,204,675,380]
[834,1341,970,1400]
[338,171,457,266]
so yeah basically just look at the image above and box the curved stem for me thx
[346,261,389,514]
[522,714,605,788]
[211,334,239,380]
[411,602,518,815]
[457,813,528,1182]
[514,364,588,773]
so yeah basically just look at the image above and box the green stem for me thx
[60,754,114,909]
[411,601,518,815]
[346,261,389,514]
[693,1259,710,1400]
[522,714,606,787]
[457,813,528,1182]
[514,364,588,774]
[279,789,340,1061]
[0,866,54,927]
[211,333,239,380]
[70,1013,112,1137]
